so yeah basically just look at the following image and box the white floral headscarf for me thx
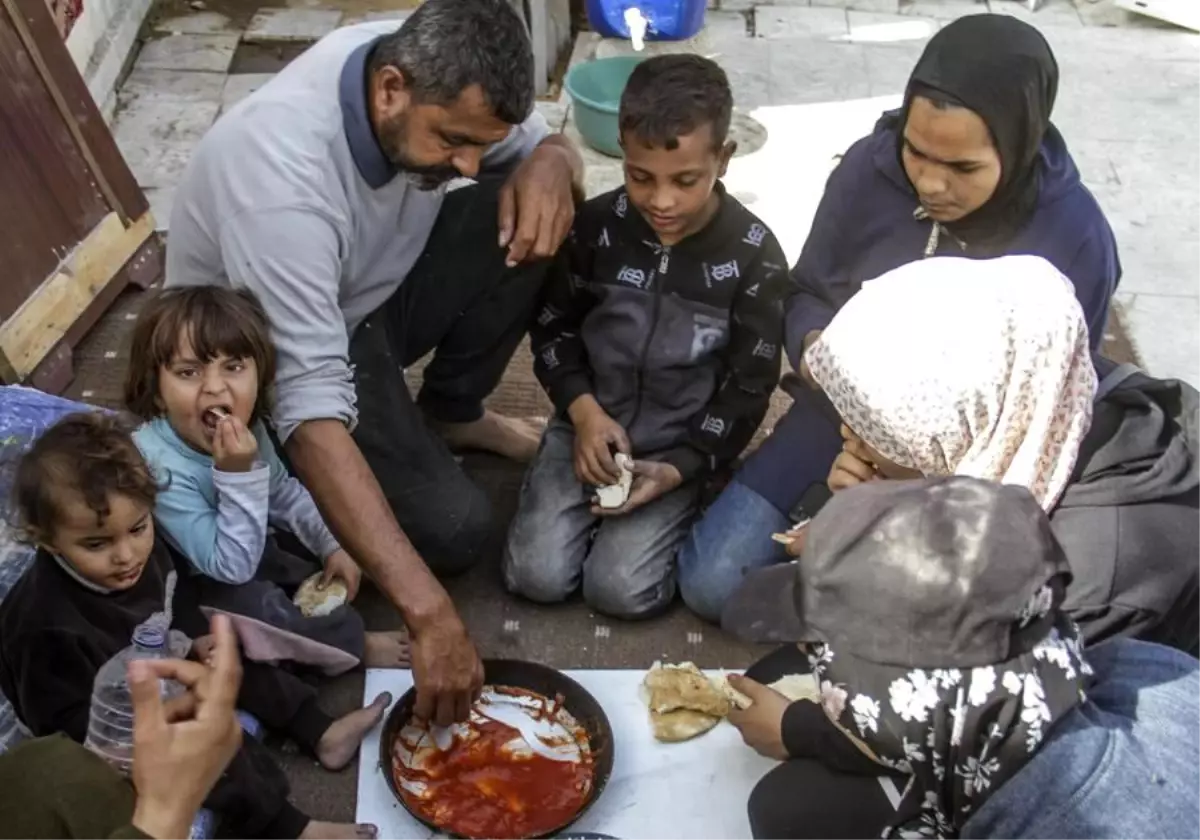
[806,255,1096,511]
[803,601,1091,838]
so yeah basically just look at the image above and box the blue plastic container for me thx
[585,0,707,42]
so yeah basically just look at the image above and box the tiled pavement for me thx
[74,0,1199,822]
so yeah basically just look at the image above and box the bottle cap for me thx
[131,569,177,650]
[132,624,167,649]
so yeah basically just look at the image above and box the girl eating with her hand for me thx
[125,286,409,672]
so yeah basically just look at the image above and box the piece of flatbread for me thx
[293,573,348,618]
[643,662,731,743]
[644,663,816,743]
[770,673,820,704]
[711,671,821,710]
[644,661,731,717]
[711,673,753,710]
[650,708,722,742]
[595,453,634,509]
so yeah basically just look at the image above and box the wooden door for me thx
[0,0,161,393]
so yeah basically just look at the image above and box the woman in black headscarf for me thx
[677,14,1123,627]
[896,13,1060,254]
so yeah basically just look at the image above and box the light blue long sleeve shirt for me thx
[134,417,342,585]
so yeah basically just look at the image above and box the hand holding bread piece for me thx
[643,661,822,743]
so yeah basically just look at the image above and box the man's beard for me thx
[378,113,459,191]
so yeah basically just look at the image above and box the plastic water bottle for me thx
[83,622,187,776]
[84,570,185,776]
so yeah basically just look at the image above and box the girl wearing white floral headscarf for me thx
[806,253,1096,512]
[794,254,1198,654]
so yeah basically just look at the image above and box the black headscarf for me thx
[899,14,1059,252]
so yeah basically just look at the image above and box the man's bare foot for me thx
[433,410,545,463]
[299,821,378,839]
[315,691,392,771]
[363,630,410,668]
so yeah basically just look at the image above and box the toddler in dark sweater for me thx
[0,412,382,839]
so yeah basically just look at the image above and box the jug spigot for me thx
[624,6,649,51]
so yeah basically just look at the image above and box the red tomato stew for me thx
[393,693,596,839]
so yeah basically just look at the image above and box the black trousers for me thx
[194,655,333,838]
[744,645,898,840]
[170,548,332,837]
[348,178,551,577]
[206,738,310,839]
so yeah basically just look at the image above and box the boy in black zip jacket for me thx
[504,55,792,619]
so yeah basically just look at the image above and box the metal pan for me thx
[379,659,616,839]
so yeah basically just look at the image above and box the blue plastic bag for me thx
[0,388,104,753]
[586,0,707,41]
[0,388,100,602]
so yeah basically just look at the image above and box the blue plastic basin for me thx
[564,55,644,158]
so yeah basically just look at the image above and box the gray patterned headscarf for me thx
[792,477,1093,838]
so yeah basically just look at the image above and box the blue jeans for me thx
[503,421,700,620]
[741,639,1199,839]
[735,383,844,513]
[964,639,1200,839]
[676,479,792,623]
[678,385,844,624]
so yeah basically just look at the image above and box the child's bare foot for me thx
[299,820,378,839]
[315,691,392,771]
[432,410,545,463]
[363,630,410,668]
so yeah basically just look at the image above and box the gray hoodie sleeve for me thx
[205,465,273,584]
[268,473,343,561]
[481,109,551,174]
[256,425,342,560]
[218,207,354,443]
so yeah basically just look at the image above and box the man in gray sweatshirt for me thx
[164,0,583,724]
